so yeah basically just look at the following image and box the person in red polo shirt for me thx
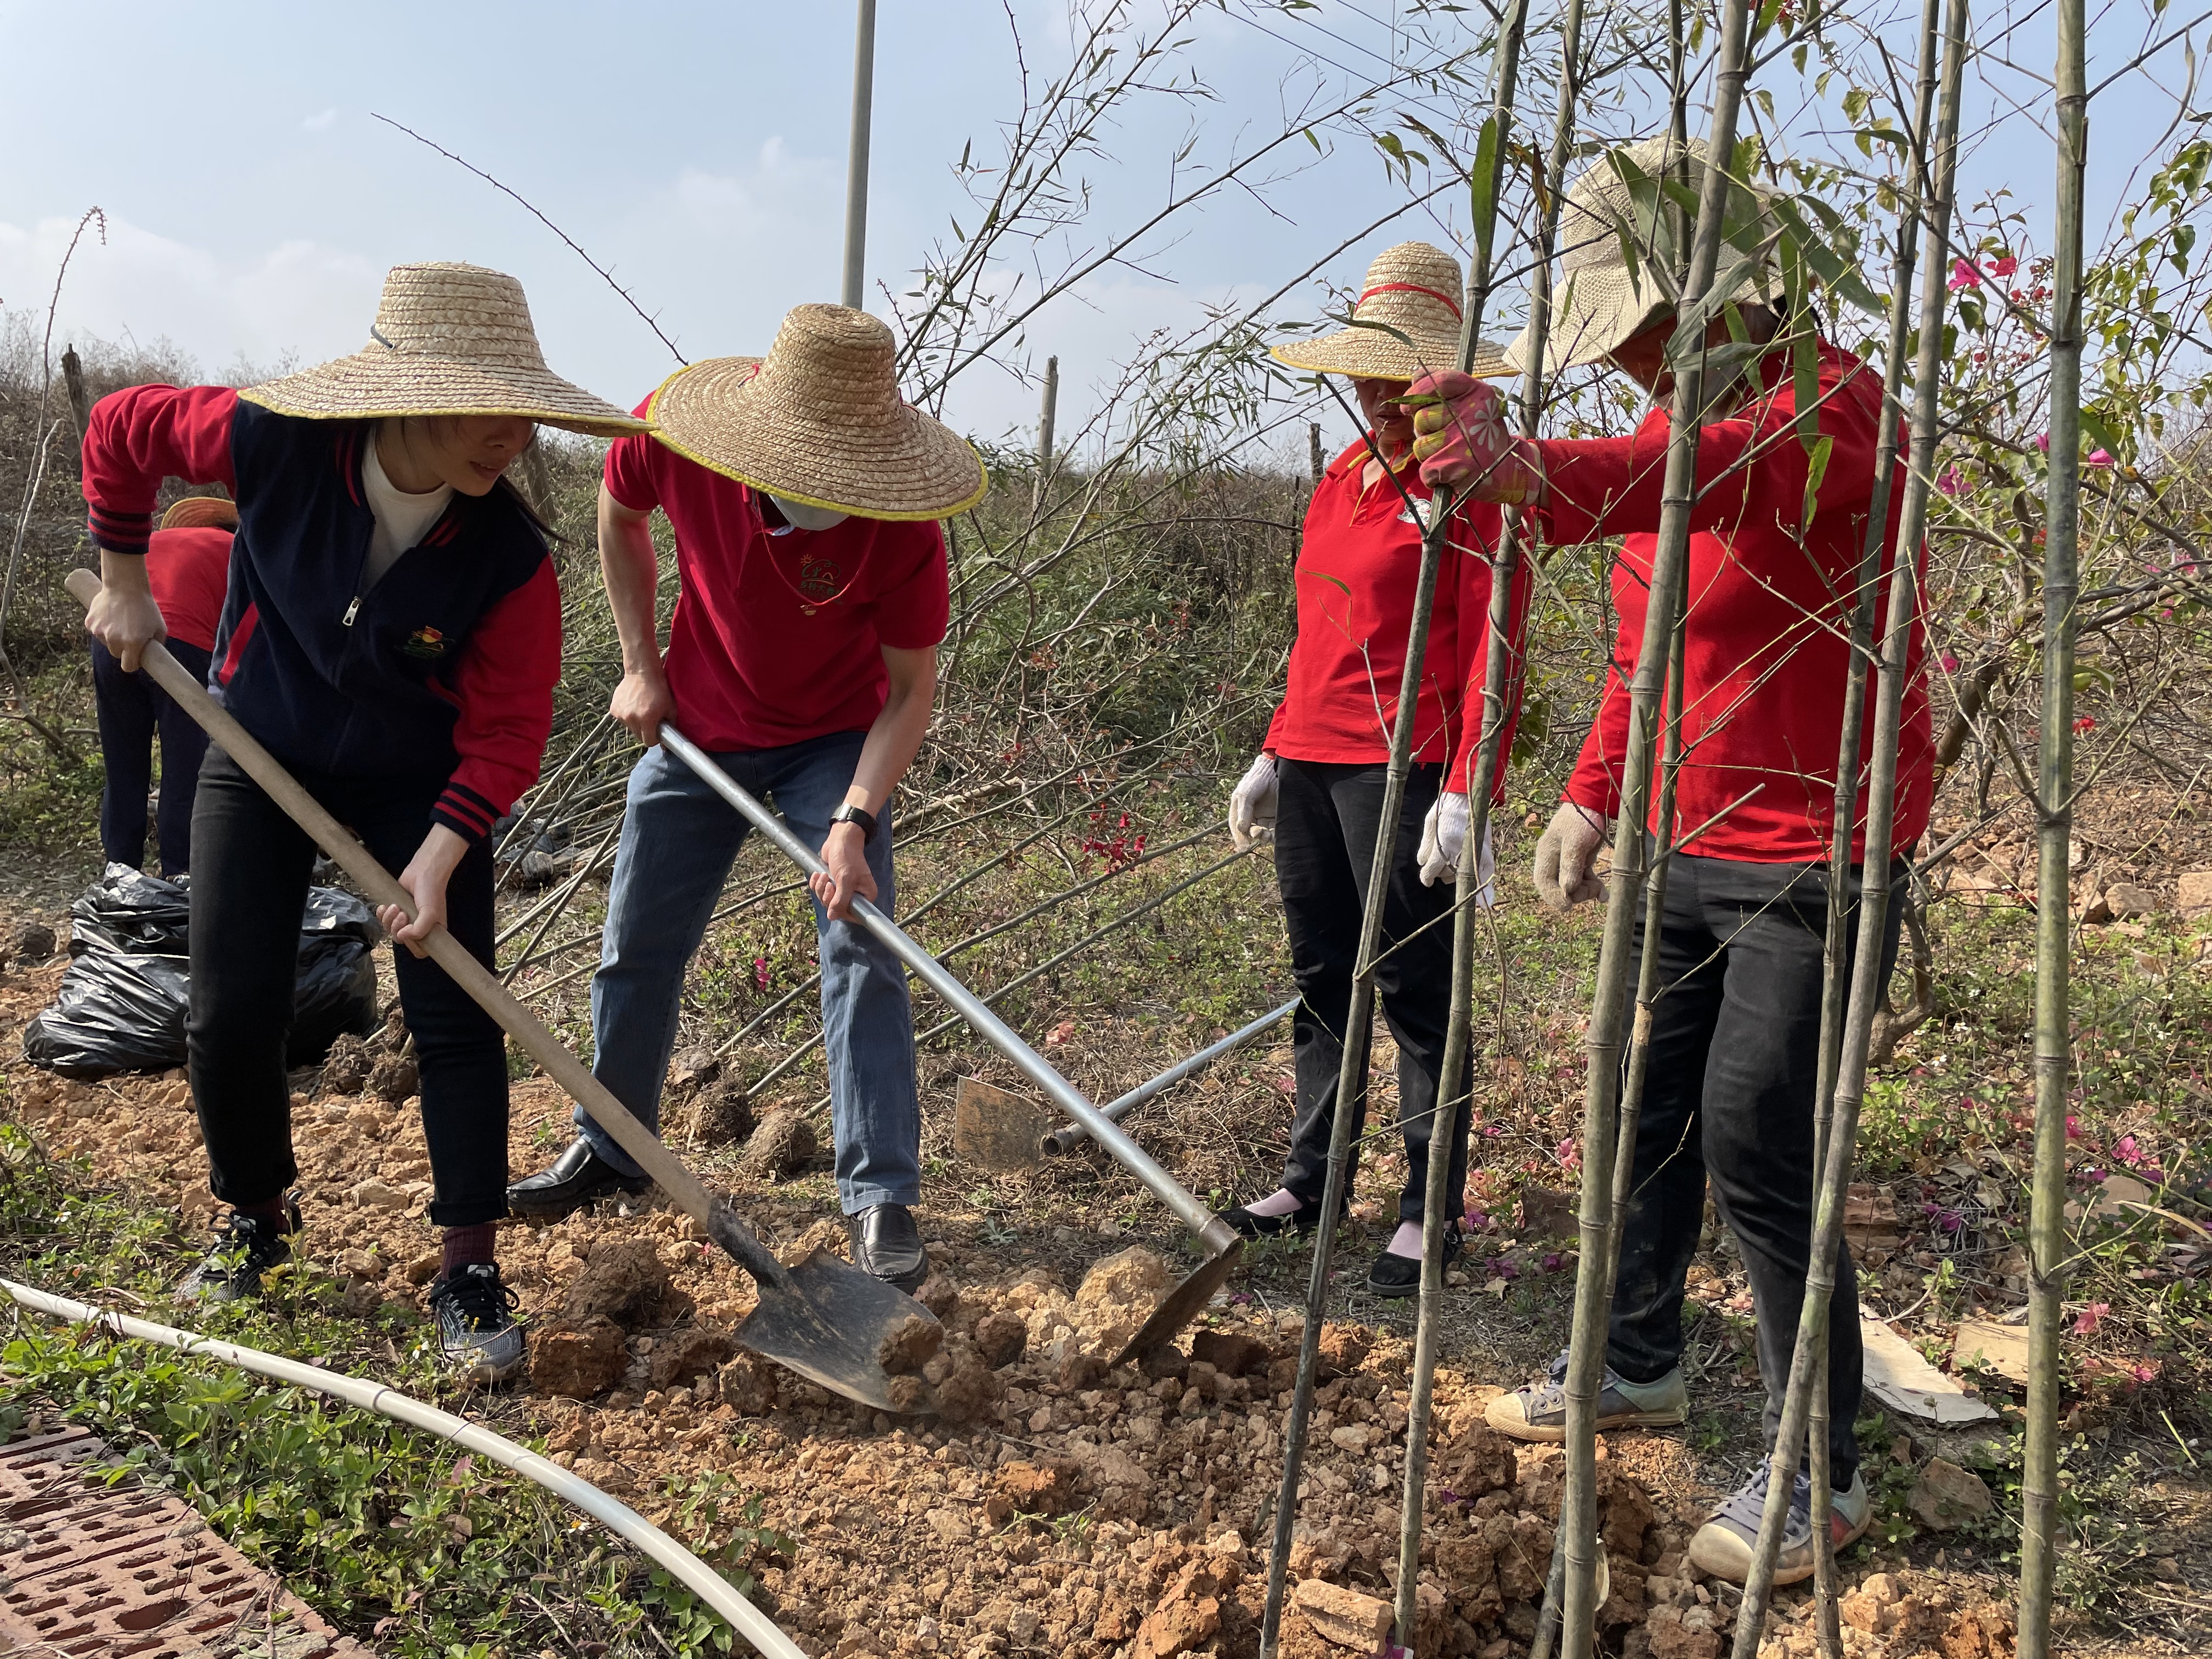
[507,306,986,1294]
[89,495,236,873]
[1213,242,1531,1297]
[1409,138,1931,1585]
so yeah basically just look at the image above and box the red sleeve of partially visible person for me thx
[601,394,663,513]
[144,527,234,652]
[871,521,952,651]
[1438,504,1533,806]
[432,560,562,844]
[1536,346,1879,549]
[81,386,240,556]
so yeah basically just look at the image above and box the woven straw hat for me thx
[160,496,238,531]
[239,263,648,438]
[1271,242,1509,382]
[647,305,986,521]
[1508,137,1779,374]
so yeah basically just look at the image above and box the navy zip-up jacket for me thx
[81,385,560,843]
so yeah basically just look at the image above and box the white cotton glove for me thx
[1532,801,1610,912]
[1416,794,1497,905]
[1229,753,1280,852]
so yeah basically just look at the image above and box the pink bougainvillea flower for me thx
[2073,1301,2109,1336]
[1937,466,1966,496]
[2085,449,2115,466]
[2066,1114,2082,1139]
[2034,432,2052,453]
[2074,715,2098,733]
[753,956,772,990]
[2114,1134,2142,1166]
[1988,255,2019,278]
[1948,258,1982,290]
[1556,1137,1582,1173]
[1939,651,1961,673]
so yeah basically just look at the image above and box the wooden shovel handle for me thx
[64,568,732,1237]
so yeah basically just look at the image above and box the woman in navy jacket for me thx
[82,263,645,1381]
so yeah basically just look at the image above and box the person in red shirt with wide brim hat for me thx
[88,494,238,873]
[506,304,986,1295]
[1409,137,1932,1587]
[80,262,647,1383]
[1211,241,1531,1297]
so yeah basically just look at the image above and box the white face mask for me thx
[765,493,849,533]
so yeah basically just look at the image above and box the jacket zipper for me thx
[342,596,361,626]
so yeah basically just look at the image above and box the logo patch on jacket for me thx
[797,557,844,605]
[401,625,448,658]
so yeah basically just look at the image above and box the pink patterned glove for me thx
[1406,371,1546,505]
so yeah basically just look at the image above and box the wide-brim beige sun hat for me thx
[647,304,988,521]
[1508,137,1780,375]
[1271,241,1510,382]
[239,262,649,439]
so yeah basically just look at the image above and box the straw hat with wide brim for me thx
[1270,242,1510,382]
[1508,137,1780,375]
[160,495,238,531]
[239,263,648,439]
[647,304,986,521]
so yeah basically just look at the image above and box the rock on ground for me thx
[1292,1578,1392,1650]
[1074,1245,1169,1352]
[1908,1457,1994,1529]
[971,1309,1028,1369]
[742,1109,817,1180]
[530,1316,627,1398]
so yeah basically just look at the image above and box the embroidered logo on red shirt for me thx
[794,556,845,606]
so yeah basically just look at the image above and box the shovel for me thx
[656,721,1243,1361]
[66,570,933,1415]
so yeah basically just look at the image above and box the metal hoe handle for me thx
[657,720,1233,1250]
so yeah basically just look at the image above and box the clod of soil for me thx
[1314,1320,1372,1379]
[318,1032,372,1095]
[648,1325,736,1389]
[1190,1327,1271,1378]
[1293,1577,1392,1649]
[561,1238,683,1330]
[970,1308,1028,1368]
[877,1312,945,1375]
[8,921,57,967]
[921,1338,1002,1423]
[685,1081,754,1149]
[529,1316,627,1398]
[1074,1244,1168,1352]
[367,1051,418,1103]
[668,1045,719,1092]
[915,1270,961,1319]
[742,1108,816,1180]
[997,1455,1083,1515]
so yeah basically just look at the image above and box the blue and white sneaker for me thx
[427,1263,526,1385]
[1688,1464,1871,1586]
[1484,1348,1689,1442]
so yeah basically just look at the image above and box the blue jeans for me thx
[581,733,921,1213]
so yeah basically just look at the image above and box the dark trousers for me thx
[91,637,213,874]
[1609,853,1905,1489]
[187,749,509,1227]
[1272,758,1470,1227]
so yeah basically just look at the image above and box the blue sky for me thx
[1,0,2198,460]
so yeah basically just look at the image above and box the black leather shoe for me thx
[507,1138,651,1218]
[849,1203,929,1293]
[1366,1223,1464,1299]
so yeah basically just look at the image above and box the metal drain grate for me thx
[0,1414,376,1658]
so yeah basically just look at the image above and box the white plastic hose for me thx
[0,1277,805,1659]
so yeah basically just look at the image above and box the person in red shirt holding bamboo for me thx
[1409,138,1932,1585]
[507,306,985,1295]
[89,495,236,873]
[1214,242,1531,1297]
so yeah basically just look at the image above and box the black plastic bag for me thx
[22,865,381,1079]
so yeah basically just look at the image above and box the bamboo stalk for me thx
[1556,3,1760,1647]
[1392,0,1532,1641]
[1725,3,1968,1650]
[1804,7,1946,1644]
[2019,0,2088,1641]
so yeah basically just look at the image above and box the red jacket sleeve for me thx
[1566,617,1634,820]
[432,560,562,844]
[1440,507,1533,804]
[81,385,240,556]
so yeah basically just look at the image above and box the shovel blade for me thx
[733,1248,939,1414]
[1113,1235,1245,1367]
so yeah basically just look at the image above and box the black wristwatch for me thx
[829,802,879,840]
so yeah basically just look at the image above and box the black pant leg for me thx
[1607,854,1728,1382]
[338,781,511,1228]
[1347,764,1467,1227]
[1273,759,1364,1204]
[186,750,318,1207]
[91,639,155,870]
[151,642,213,876]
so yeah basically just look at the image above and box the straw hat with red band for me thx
[647,304,988,522]
[1270,242,1510,382]
[160,496,239,532]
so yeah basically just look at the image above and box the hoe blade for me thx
[733,1248,940,1415]
[1113,1235,1245,1367]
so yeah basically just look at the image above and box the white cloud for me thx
[301,108,338,133]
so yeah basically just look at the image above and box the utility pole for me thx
[841,0,879,310]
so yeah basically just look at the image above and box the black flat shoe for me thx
[1217,1192,1336,1239]
[176,1198,302,1306]
[1366,1223,1464,1299]
[849,1203,929,1293]
[506,1138,651,1218]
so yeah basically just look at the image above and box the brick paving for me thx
[0,1413,375,1658]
